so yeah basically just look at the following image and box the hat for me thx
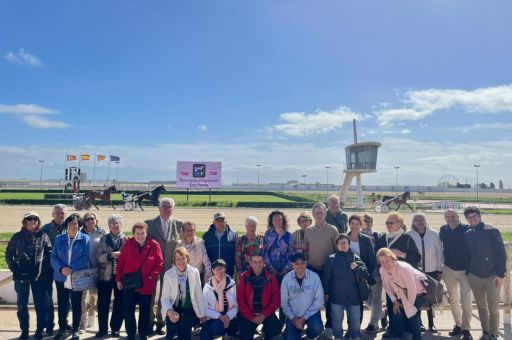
[291,253,307,263]
[23,211,40,220]
[213,212,226,220]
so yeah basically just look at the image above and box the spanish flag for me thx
[67,154,77,161]
[97,154,106,161]
[80,154,90,161]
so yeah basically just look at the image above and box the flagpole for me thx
[107,155,111,185]
[93,153,97,188]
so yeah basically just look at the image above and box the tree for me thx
[499,180,504,190]
[489,182,495,189]
[479,182,487,189]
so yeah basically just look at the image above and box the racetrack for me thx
[1,204,510,234]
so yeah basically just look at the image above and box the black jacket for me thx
[439,223,471,271]
[348,232,376,281]
[375,232,421,269]
[465,222,507,278]
[6,228,52,281]
[323,250,369,305]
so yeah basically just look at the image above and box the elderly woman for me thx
[6,211,52,340]
[51,214,90,340]
[408,213,443,333]
[323,234,369,340]
[179,221,211,284]
[377,248,426,340]
[161,247,206,340]
[201,259,238,340]
[116,222,163,340]
[79,212,106,333]
[235,216,264,275]
[95,214,127,338]
[292,212,312,256]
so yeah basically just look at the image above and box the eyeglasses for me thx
[84,218,95,222]
[385,221,395,225]
[466,214,480,219]
[25,217,38,221]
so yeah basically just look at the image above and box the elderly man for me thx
[281,253,324,340]
[305,202,338,338]
[146,197,183,335]
[325,194,348,234]
[464,206,506,340]
[42,203,68,336]
[439,209,472,340]
[202,212,238,277]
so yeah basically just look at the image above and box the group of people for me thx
[5,194,507,340]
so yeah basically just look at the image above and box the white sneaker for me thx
[324,327,334,339]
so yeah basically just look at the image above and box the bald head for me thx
[444,209,459,228]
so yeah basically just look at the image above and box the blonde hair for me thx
[174,247,191,262]
[387,212,404,225]
[376,247,398,263]
[296,212,313,225]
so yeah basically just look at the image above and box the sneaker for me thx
[110,331,120,337]
[420,325,427,333]
[324,327,334,339]
[463,330,473,340]
[53,331,66,340]
[428,326,439,334]
[72,331,80,340]
[449,326,463,336]
[364,324,378,333]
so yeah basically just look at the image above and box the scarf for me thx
[211,276,227,312]
[386,230,404,248]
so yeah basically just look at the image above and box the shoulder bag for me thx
[122,244,151,291]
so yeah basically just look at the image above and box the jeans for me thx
[97,278,124,333]
[468,273,500,335]
[308,266,331,328]
[331,303,361,338]
[123,290,152,337]
[238,313,282,340]
[285,311,323,340]
[165,309,198,340]
[390,298,421,340]
[55,281,83,332]
[200,318,238,340]
[14,279,48,332]
[443,266,472,330]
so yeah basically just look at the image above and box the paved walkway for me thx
[0,306,509,339]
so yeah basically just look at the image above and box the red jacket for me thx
[237,267,280,320]
[116,237,163,295]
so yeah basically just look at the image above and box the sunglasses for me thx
[84,218,96,222]
[385,221,395,225]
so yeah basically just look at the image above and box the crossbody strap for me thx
[137,244,151,271]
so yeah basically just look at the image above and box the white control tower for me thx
[340,119,381,208]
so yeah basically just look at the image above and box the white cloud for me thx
[4,48,44,67]
[197,124,208,132]
[399,129,411,134]
[273,106,361,136]
[376,84,512,126]
[439,122,512,133]
[0,103,70,129]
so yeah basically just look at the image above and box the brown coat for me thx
[96,233,128,282]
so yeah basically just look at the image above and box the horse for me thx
[84,185,117,210]
[134,184,167,211]
[382,191,413,211]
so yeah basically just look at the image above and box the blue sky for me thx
[1,0,511,187]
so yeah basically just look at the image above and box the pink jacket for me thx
[380,260,426,318]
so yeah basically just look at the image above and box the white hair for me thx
[159,197,175,208]
[52,204,67,212]
[245,216,259,226]
[327,194,340,203]
[312,202,327,212]
[108,213,123,226]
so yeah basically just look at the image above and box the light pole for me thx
[474,164,480,201]
[256,164,261,191]
[325,166,331,196]
[39,160,45,188]
[115,161,120,183]
[301,174,307,185]
[394,166,400,196]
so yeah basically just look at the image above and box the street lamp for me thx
[39,160,45,188]
[325,166,331,196]
[301,174,307,185]
[115,161,120,183]
[256,164,261,191]
[394,166,400,196]
[474,164,480,201]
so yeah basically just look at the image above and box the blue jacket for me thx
[51,231,90,282]
[281,269,324,320]
[202,224,238,276]
[465,222,507,278]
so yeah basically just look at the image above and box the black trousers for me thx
[123,290,151,337]
[165,309,198,340]
[418,271,436,328]
[97,278,124,333]
[238,314,282,340]
[55,281,83,332]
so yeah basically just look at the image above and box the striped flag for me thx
[97,154,106,161]
[110,155,120,162]
[80,154,90,161]
[67,154,77,161]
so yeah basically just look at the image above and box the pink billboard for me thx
[176,161,222,189]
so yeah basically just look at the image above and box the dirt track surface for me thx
[0,204,510,234]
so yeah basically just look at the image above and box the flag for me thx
[110,155,120,162]
[67,154,77,161]
[80,154,90,161]
[97,154,106,161]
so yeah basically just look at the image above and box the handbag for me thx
[71,268,98,291]
[420,274,444,306]
[122,244,151,291]
[357,276,370,300]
